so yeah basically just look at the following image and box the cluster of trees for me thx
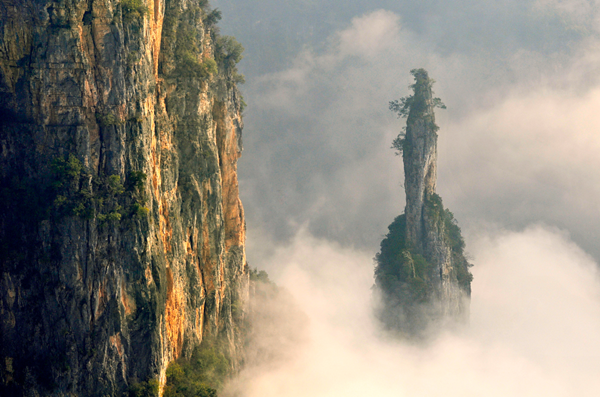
[119,0,245,89]
[374,214,433,335]
[161,345,230,397]
[49,154,149,224]
[389,68,446,155]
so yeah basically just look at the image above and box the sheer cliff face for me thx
[0,0,246,395]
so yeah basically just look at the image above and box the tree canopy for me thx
[389,68,446,155]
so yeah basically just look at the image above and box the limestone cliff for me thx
[374,69,472,337]
[0,0,247,395]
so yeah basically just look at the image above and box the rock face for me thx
[374,69,472,337]
[402,70,438,252]
[0,0,247,395]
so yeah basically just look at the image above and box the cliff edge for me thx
[0,0,247,395]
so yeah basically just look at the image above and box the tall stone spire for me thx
[374,69,472,337]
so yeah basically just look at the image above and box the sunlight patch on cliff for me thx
[225,226,600,397]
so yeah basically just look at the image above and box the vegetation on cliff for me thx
[161,344,229,397]
[156,268,306,397]
[162,1,244,86]
[389,68,446,155]
[121,0,149,23]
[374,197,473,334]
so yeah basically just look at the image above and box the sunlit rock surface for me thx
[0,0,247,395]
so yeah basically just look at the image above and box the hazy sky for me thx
[212,0,600,262]
[208,1,600,395]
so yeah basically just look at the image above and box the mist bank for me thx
[225,225,600,397]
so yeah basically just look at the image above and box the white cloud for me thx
[215,3,600,394]
[337,10,402,59]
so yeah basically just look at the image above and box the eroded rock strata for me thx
[0,0,247,395]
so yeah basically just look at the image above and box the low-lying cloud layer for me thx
[226,226,600,397]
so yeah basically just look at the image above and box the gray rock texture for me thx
[0,0,247,395]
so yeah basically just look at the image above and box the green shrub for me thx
[72,202,87,218]
[407,276,428,302]
[51,154,83,188]
[389,68,446,120]
[425,193,466,254]
[53,195,67,209]
[230,298,242,319]
[106,209,122,222]
[49,154,96,218]
[455,256,474,291]
[249,268,271,284]
[129,378,159,397]
[98,207,123,224]
[189,346,230,389]
[17,155,149,226]
[108,175,125,195]
[131,202,150,218]
[173,22,218,79]
[176,53,218,79]
[389,68,445,155]
[202,58,218,76]
[128,171,147,191]
[121,0,149,23]
[215,36,244,69]
[163,344,228,397]
[203,9,221,27]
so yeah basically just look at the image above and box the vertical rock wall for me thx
[0,0,247,395]
[402,72,437,251]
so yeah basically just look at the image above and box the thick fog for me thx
[208,1,600,395]
[224,226,600,397]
